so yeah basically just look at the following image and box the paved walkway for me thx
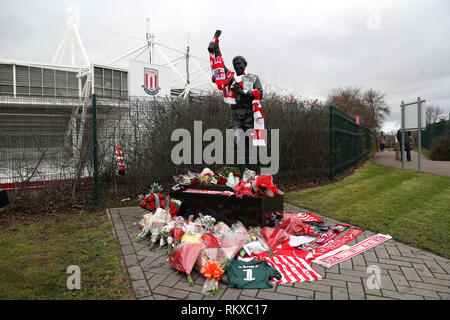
[370,151,450,177]
[108,204,450,300]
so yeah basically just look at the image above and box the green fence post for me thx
[329,105,334,180]
[92,94,98,206]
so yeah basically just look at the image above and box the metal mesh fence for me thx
[421,120,450,149]
[0,94,373,201]
[329,105,374,179]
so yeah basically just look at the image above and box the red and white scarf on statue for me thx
[209,37,265,146]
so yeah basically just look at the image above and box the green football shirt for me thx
[224,259,282,289]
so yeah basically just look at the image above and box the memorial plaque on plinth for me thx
[175,184,284,228]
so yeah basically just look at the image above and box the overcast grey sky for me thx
[1,0,449,132]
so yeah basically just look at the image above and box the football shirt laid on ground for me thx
[223,259,282,289]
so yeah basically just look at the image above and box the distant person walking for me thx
[396,129,403,161]
[405,131,412,161]
[379,131,386,152]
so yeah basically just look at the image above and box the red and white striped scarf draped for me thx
[115,143,125,175]
[263,255,323,283]
[209,37,265,146]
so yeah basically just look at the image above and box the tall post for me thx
[186,32,190,86]
[417,97,422,173]
[329,106,334,180]
[185,32,190,99]
[92,94,98,206]
[401,101,405,169]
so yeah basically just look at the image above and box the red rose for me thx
[217,177,227,184]
[190,178,199,185]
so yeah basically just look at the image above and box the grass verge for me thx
[285,161,450,258]
[0,209,132,299]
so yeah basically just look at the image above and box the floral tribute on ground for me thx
[135,167,390,296]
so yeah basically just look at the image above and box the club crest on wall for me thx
[142,67,160,95]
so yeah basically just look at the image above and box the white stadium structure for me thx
[0,9,309,188]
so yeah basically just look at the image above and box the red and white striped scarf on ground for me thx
[263,255,323,283]
[306,228,363,262]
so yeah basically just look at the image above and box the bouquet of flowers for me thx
[193,232,225,295]
[139,193,166,212]
[261,226,290,249]
[175,168,228,186]
[212,221,232,236]
[242,169,256,181]
[138,213,152,229]
[199,168,214,177]
[200,260,224,296]
[147,208,171,249]
[195,214,217,233]
[226,172,240,188]
[254,175,282,197]
[167,216,186,255]
[233,179,255,198]
[160,221,175,250]
[136,212,155,241]
[215,228,249,270]
[168,219,205,285]
[241,226,270,256]
[215,173,228,185]
[279,213,319,237]
[169,199,182,217]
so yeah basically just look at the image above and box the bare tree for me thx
[363,89,391,130]
[425,104,444,124]
[326,87,391,130]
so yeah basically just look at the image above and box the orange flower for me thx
[200,260,224,282]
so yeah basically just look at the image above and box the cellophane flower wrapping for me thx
[160,221,175,250]
[214,227,249,270]
[195,233,220,271]
[168,218,205,285]
[226,173,240,188]
[194,232,225,296]
[254,175,281,197]
[279,213,306,236]
[195,214,216,233]
[169,199,182,217]
[261,226,290,249]
[247,227,270,251]
[279,213,319,237]
[200,168,214,177]
[213,221,232,235]
[202,277,219,296]
[200,260,224,296]
[233,180,255,198]
[168,241,202,285]
[136,212,157,241]
[242,169,256,182]
[138,213,152,229]
[148,208,171,249]
[168,216,186,255]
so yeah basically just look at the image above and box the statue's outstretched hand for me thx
[207,30,222,54]
[207,41,219,53]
